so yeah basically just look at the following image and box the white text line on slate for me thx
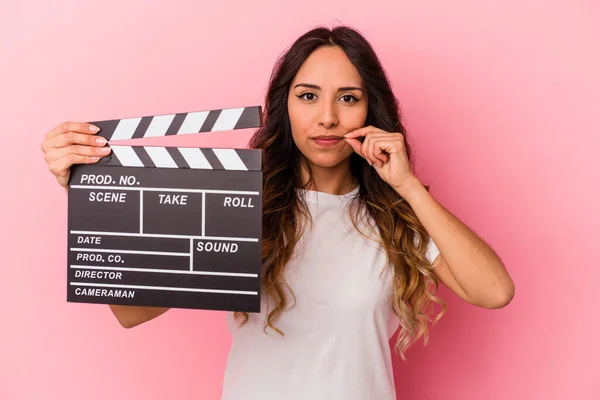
[70,265,258,278]
[70,282,258,296]
[70,231,259,242]
[70,247,190,256]
[70,185,260,195]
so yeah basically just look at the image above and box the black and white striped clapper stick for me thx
[66,106,263,313]
[92,105,262,141]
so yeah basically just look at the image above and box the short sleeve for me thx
[425,236,440,265]
[413,234,440,265]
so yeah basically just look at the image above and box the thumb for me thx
[57,171,70,189]
[344,137,365,159]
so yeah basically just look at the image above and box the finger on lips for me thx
[344,127,405,168]
[344,126,404,140]
[343,126,381,139]
[343,137,362,155]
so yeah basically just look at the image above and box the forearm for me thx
[397,177,514,306]
[109,305,170,328]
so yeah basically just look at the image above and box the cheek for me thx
[290,118,310,140]
[288,103,312,140]
[340,107,368,131]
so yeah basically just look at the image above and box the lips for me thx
[312,135,341,140]
[312,135,343,147]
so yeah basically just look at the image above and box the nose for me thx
[318,100,339,129]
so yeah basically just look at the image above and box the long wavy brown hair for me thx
[235,25,446,360]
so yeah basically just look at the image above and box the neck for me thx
[300,157,357,195]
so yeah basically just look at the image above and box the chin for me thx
[304,152,352,169]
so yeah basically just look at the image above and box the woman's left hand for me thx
[344,126,417,193]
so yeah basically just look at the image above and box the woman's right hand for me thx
[41,121,112,189]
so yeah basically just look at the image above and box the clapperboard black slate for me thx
[66,106,263,313]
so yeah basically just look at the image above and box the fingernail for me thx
[89,125,100,132]
[100,147,111,154]
[91,157,101,162]
[96,137,106,145]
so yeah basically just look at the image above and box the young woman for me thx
[41,26,514,399]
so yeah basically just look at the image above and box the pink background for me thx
[2,1,599,399]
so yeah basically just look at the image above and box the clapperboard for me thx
[67,106,263,313]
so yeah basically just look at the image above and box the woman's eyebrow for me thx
[294,83,364,93]
[338,86,364,93]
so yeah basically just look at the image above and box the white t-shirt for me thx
[221,186,440,400]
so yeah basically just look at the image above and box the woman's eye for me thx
[340,95,358,103]
[299,93,316,101]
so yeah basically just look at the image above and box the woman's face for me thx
[287,45,368,169]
